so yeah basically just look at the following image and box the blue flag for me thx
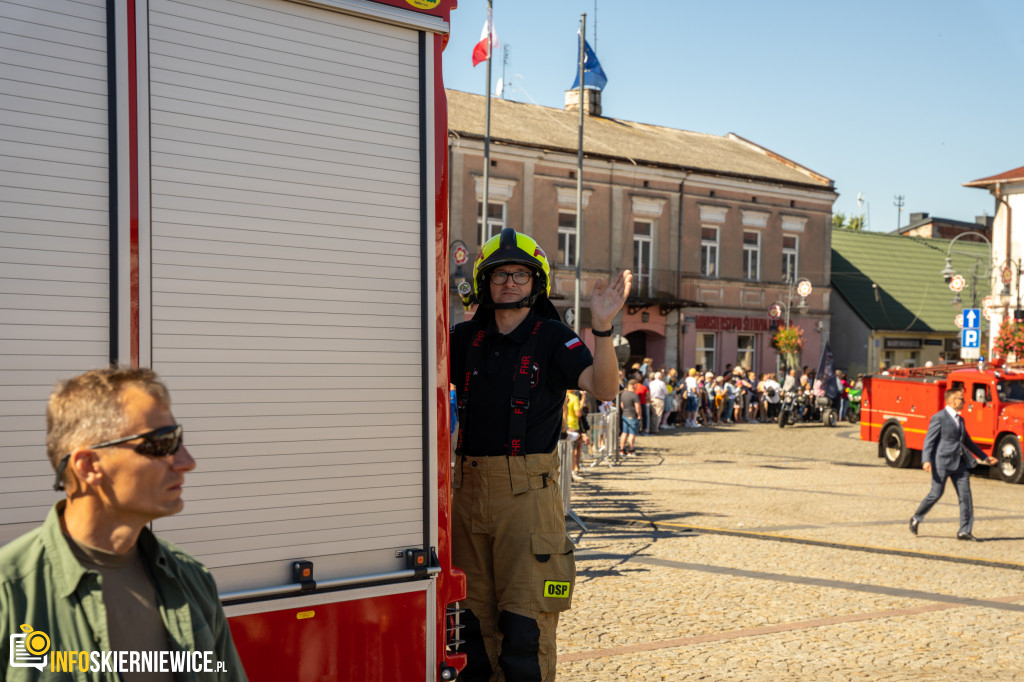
[570,39,607,91]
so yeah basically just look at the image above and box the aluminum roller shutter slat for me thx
[152,362,419,378]
[151,151,418,196]
[152,165,420,210]
[168,449,422,471]
[152,126,420,177]
[152,252,419,281]
[151,110,417,163]
[0,279,107,299]
[162,498,423,532]
[154,334,420,353]
[152,319,420,339]
[147,24,418,97]
[0,139,105,169]
[154,279,420,304]
[151,144,419,189]
[164,376,415,392]
[150,61,419,119]
[151,0,418,67]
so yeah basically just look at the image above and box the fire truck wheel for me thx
[879,423,910,468]
[995,434,1024,484]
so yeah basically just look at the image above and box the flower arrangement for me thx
[993,320,1024,360]
[771,325,805,354]
[772,325,804,371]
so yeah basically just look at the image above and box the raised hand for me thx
[590,270,632,329]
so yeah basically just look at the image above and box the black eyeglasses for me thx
[490,270,532,285]
[53,425,184,492]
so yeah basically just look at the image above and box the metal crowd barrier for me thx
[559,409,619,531]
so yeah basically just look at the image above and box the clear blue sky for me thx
[441,0,1024,231]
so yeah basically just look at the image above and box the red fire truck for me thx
[0,0,466,679]
[860,363,1024,485]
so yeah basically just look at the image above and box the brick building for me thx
[896,212,993,242]
[446,89,838,375]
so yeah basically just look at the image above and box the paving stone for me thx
[555,423,1024,680]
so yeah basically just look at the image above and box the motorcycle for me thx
[845,387,862,423]
[778,391,812,428]
[817,395,837,427]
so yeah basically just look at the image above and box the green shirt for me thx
[0,503,247,681]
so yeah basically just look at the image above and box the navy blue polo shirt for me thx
[450,311,594,457]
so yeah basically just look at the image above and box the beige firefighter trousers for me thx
[453,451,576,681]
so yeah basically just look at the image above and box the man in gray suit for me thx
[910,387,997,541]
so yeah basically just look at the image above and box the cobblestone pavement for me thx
[557,421,1024,681]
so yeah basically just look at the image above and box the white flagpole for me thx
[481,0,493,248]
[573,14,586,334]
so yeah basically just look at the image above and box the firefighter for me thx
[451,228,628,681]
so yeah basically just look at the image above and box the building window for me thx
[883,350,893,369]
[907,351,919,368]
[782,235,799,280]
[701,227,718,277]
[737,334,756,372]
[557,212,577,267]
[633,220,653,297]
[697,333,716,374]
[476,201,505,244]
[743,231,760,281]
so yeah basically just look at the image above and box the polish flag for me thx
[471,8,499,67]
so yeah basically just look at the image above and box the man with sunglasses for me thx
[452,228,629,681]
[0,367,247,681]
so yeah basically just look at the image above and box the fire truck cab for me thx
[861,363,1024,484]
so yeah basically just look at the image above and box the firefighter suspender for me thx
[455,318,546,458]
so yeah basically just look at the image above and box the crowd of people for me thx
[562,359,865,470]
[607,359,863,443]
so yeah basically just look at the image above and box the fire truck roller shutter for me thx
[879,420,913,468]
[145,0,430,593]
[0,0,112,545]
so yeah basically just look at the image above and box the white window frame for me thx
[701,226,719,278]
[633,220,653,297]
[557,212,577,267]
[737,334,756,373]
[782,235,799,281]
[477,201,506,243]
[743,231,760,282]
[697,333,717,374]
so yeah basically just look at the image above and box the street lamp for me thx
[999,259,1023,321]
[770,273,811,327]
[769,274,812,374]
[940,231,992,308]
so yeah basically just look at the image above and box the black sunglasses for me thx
[53,425,184,492]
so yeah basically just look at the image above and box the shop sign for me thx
[695,315,772,332]
[883,338,922,350]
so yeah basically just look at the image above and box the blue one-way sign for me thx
[963,308,980,329]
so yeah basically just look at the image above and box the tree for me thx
[832,213,867,231]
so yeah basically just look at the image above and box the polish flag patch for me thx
[565,338,583,350]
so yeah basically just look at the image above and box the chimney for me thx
[564,88,602,116]
[909,212,928,223]
[976,215,993,228]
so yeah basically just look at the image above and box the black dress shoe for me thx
[957,532,981,542]
[909,517,919,535]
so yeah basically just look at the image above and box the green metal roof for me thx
[830,230,993,333]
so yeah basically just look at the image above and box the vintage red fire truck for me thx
[860,363,1024,484]
[1,0,466,679]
